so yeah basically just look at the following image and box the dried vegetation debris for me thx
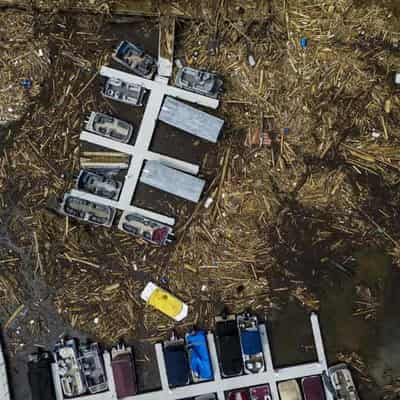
[0,10,49,127]
[0,0,114,12]
[172,0,400,312]
[0,0,399,371]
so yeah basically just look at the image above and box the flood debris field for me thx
[1,0,400,399]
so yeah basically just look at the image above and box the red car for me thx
[250,385,271,400]
[302,375,325,400]
[228,390,250,400]
[111,345,137,398]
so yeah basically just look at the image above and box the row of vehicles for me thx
[101,40,224,108]
[54,340,108,397]
[215,313,264,378]
[275,365,360,400]
[162,312,265,388]
[59,189,174,246]
[60,108,175,244]
[27,340,138,400]
[163,313,359,400]
[163,331,212,387]
[23,325,359,400]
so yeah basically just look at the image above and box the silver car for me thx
[113,41,156,79]
[175,67,223,98]
[54,339,86,398]
[102,77,146,107]
[80,343,108,394]
[119,212,174,246]
[85,112,134,143]
[60,192,116,227]
[77,170,122,201]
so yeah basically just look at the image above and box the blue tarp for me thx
[186,331,213,380]
[241,330,262,356]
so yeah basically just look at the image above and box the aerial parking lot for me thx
[0,1,400,399]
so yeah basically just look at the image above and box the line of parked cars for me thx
[215,313,265,378]
[59,188,175,245]
[226,385,271,400]
[27,340,138,400]
[54,339,108,397]
[24,326,360,400]
[162,312,265,390]
[105,39,224,103]
[275,364,360,400]
[163,330,212,387]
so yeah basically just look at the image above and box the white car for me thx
[85,112,134,144]
[328,364,360,400]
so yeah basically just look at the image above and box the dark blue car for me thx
[163,337,190,387]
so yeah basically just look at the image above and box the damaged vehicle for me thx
[214,314,243,378]
[113,41,156,79]
[175,67,223,98]
[54,339,86,398]
[102,77,147,107]
[111,345,137,399]
[60,192,116,227]
[119,212,174,245]
[28,350,56,400]
[79,343,108,394]
[237,313,265,374]
[77,170,122,201]
[328,364,360,400]
[85,112,134,143]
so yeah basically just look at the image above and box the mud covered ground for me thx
[0,2,400,400]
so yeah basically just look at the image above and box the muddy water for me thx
[271,247,400,399]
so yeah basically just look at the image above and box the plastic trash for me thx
[394,72,400,85]
[248,54,256,67]
[300,37,308,48]
[204,197,213,208]
[21,79,32,89]
[160,276,169,285]
[175,59,183,69]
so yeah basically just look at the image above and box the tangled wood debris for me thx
[0,10,49,128]
[0,0,400,396]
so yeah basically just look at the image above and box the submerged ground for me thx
[0,1,400,399]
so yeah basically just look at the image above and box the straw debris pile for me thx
[0,10,49,129]
[0,3,399,386]
[169,0,400,312]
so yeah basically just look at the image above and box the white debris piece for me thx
[0,342,10,400]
